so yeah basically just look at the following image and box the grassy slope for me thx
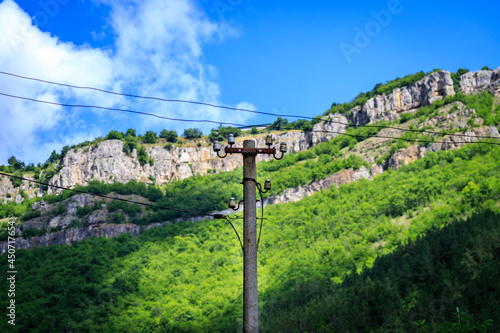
[1,143,499,332]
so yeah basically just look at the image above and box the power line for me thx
[0,91,497,148]
[1,89,496,142]
[1,90,498,148]
[0,92,250,128]
[0,171,248,249]
[327,121,497,139]
[1,70,496,139]
[0,70,308,120]
[310,130,500,146]
[0,171,216,218]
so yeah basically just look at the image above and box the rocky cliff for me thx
[350,71,455,127]
[0,115,347,201]
[1,66,499,252]
[349,67,500,127]
[460,67,500,95]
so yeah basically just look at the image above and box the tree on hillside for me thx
[123,136,138,155]
[125,128,136,137]
[47,150,60,164]
[271,117,289,130]
[8,156,25,170]
[60,146,71,160]
[105,130,124,140]
[160,129,178,143]
[143,131,157,144]
[208,126,242,142]
[183,128,202,139]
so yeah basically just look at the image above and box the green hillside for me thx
[1,142,499,332]
[1,69,500,332]
[1,90,498,228]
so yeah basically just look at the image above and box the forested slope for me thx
[1,142,499,332]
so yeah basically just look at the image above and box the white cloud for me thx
[0,0,255,165]
[0,0,114,165]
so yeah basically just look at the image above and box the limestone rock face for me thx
[311,114,348,145]
[32,200,49,212]
[87,210,107,227]
[1,115,349,200]
[44,123,347,194]
[0,224,143,254]
[385,126,500,170]
[460,67,500,94]
[266,166,377,206]
[1,175,42,204]
[64,194,96,215]
[385,145,427,170]
[351,71,455,127]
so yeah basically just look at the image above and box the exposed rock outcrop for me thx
[1,115,349,200]
[384,126,500,170]
[1,175,43,204]
[47,119,348,193]
[350,71,455,127]
[310,113,348,145]
[460,67,500,94]
[1,224,141,253]
[266,166,375,206]
[3,67,498,200]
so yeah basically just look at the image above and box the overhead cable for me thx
[310,130,500,146]
[0,92,249,128]
[0,70,496,139]
[0,70,308,120]
[0,171,215,217]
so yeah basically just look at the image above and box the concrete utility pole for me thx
[214,134,286,333]
[242,140,258,333]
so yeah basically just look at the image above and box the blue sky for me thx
[0,0,499,165]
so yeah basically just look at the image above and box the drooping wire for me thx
[0,171,251,249]
[0,92,250,128]
[0,70,497,139]
[0,70,308,120]
[222,216,244,252]
[318,118,497,139]
[3,88,496,146]
[256,184,265,249]
[3,86,496,143]
[0,171,215,217]
[309,130,500,146]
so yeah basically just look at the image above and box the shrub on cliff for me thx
[105,130,124,140]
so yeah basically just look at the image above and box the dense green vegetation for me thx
[1,142,499,332]
[183,128,203,139]
[451,68,469,93]
[0,67,499,331]
[264,209,500,333]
